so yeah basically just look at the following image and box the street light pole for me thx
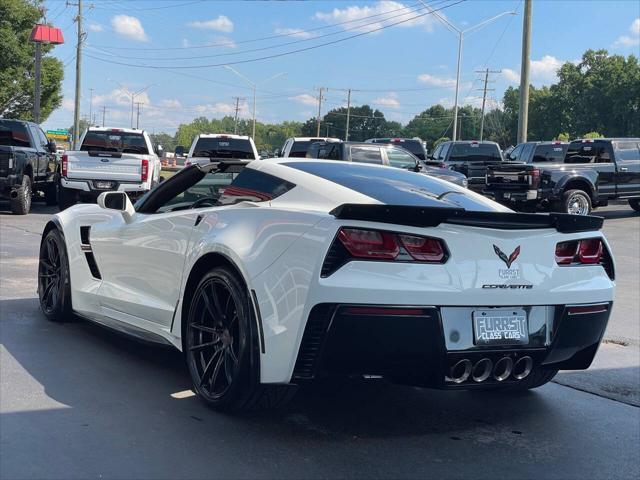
[418,1,516,141]
[517,0,533,143]
[225,66,285,140]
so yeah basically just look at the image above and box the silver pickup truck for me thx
[58,127,162,210]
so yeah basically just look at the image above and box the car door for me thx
[384,146,419,170]
[91,169,236,327]
[613,141,640,196]
[28,124,48,182]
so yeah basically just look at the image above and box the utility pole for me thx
[476,68,500,141]
[101,105,107,126]
[88,87,93,126]
[135,102,143,129]
[316,87,325,137]
[517,0,532,143]
[71,0,83,148]
[232,96,244,134]
[345,89,352,141]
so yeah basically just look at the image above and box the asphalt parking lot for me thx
[1,202,639,479]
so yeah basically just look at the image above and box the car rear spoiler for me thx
[330,204,603,233]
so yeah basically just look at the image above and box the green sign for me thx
[46,129,69,135]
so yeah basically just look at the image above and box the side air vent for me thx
[292,304,336,379]
[80,226,101,280]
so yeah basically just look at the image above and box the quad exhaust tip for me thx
[472,358,493,383]
[448,359,472,384]
[493,357,514,382]
[513,356,533,380]
[9,190,18,199]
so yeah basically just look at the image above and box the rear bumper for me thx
[61,178,150,196]
[0,176,19,198]
[292,302,611,388]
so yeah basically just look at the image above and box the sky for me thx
[40,0,640,134]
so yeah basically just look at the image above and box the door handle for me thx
[195,214,204,226]
[620,167,629,172]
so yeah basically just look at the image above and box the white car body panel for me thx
[48,159,616,385]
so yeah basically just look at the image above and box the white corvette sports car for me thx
[38,159,615,411]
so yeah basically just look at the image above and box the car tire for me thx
[184,266,296,412]
[560,189,592,215]
[38,228,73,322]
[57,185,77,211]
[10,175,32,215]
[44,184,58,206]
[629,198,640,212]
[508,368,558,391]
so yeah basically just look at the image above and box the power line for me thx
[84,0,465,69]
[90,0,443,51]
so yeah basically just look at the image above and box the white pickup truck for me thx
[58,127,162,210]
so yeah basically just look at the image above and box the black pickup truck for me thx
[0,119,58,214]
[430,140,504,193]
[486,138,640,215]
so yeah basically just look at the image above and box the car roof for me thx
[87,127,147,134]
[290,137,341,142]
[197,134,250,139]
[446,140,499,145]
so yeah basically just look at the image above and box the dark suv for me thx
[0,119,58,214]
[430,140,504,192]
[307,141,468,188]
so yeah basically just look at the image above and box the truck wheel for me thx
[57,185,77,211]
[10,175,32,215]
[561,189,592,215]
[629,199,640,212]
[44,184,58,206]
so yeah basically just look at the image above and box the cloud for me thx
[93,88,151,108]
[315,1,440,34]
[502,55,565,85]
[61,98,74,111]
[111,15,149,42]
[274,27,316,39]
[417,73,457,88]
[502,68,520,84]
[87,23,104,33]
[211,36,237,48]
[291,94,318,106]
[158,99,182,108]
[193,102,239,116]
[613,18,640,47]
[188,15,234,32]
[372,92,400,108]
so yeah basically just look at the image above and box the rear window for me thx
[349,146,383,164]
[532,144,567,163]
[283,161,502,211]
[290,140,322,158]
[448,143,502,161]
[192,137,256,160]
[310,143,341,160]
[565,142,611,163]
[219,169,294,203]
[0,121,31,148]
[370,139,426,159]
[81,131,149,154]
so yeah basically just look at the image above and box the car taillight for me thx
[529,168,540,188]
[338,228,399,259]
[399,234,446,262]
[555,238,603,265]
[141,159,149,182]
[335,227,447,264]
[61,154,68,177]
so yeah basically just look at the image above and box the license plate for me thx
[95,181,115,189]
[473,309,528,346]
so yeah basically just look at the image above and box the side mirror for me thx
[97,191,135,223]
[155,144,164,156]
[48,140,57,153]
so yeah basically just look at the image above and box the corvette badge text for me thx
[482,284,533,289]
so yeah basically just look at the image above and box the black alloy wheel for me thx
[38,229,72,321]
[185,267,296,412]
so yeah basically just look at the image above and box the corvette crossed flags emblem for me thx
[493,245,521,269]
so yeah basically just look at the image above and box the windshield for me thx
[0,121,31,147]
[192,137,256,159]
[290,140,323,158]
[81,131,149,154]
[283,161,506,212]
[448,144,502,162]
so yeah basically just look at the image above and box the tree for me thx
[149,132,176,152]
[582,131,603,139]
[301,105,390,141]
[0,0,64,121]
[555,132,570,141]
